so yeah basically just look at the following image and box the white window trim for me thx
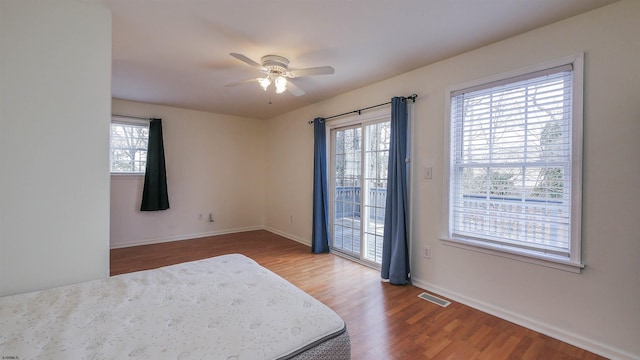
[110,116,150,175]
[441,53,584,273]
[110,172,145,178]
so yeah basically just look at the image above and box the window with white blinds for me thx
[110,119,149,174]
[445,56,583,270]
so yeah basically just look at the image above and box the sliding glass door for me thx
[330,118,390,266]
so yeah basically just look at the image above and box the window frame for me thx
[110,116,150,175]
[441,54,584,273]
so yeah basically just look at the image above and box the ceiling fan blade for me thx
[229,53,264,71]
[224,78,258,87]
[289,66,335,78]
[286,80,305,96]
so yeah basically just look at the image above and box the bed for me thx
[0,254,350,359]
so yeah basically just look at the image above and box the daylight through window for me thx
[446,57,583,269]
[110,120,149,173]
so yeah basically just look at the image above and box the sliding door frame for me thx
[327,108,391,269]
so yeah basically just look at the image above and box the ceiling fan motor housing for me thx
[261,55,289,75]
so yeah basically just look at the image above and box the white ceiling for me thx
[103,0,617,119]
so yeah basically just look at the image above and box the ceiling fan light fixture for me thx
[258,77,271,91]
[275,76,287,94]
[228,53,331,97]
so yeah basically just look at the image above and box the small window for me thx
[110,118,149,174]
[444,55,583,271]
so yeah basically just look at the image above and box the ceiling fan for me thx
[225,53,335,96]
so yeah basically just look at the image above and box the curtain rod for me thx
[308,94,417,124]
[112,114,151,121]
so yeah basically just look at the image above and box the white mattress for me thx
[0,254,349,359]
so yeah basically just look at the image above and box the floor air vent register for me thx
[418,292,451,307]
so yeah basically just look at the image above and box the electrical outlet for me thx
[290,215,294,223]
[423,246,431,259]
[424,167,433,179]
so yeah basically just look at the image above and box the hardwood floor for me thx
[110,230,604,360]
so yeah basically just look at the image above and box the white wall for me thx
[110,99,266,248]
[264,112,317,243]
[0,0,112,296]
[264,1,640,359]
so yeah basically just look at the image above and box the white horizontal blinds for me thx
[110,122,149,173]
[450,66,573,257]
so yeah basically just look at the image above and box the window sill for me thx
[111,173,145,178]
[440,236,584,273]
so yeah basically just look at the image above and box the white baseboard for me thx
[411,277,636,360]
[263,226,311,246]
[109,226,264,249]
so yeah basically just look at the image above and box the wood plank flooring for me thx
[110,230,605,360]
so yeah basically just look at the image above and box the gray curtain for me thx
[381,97,410,284]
